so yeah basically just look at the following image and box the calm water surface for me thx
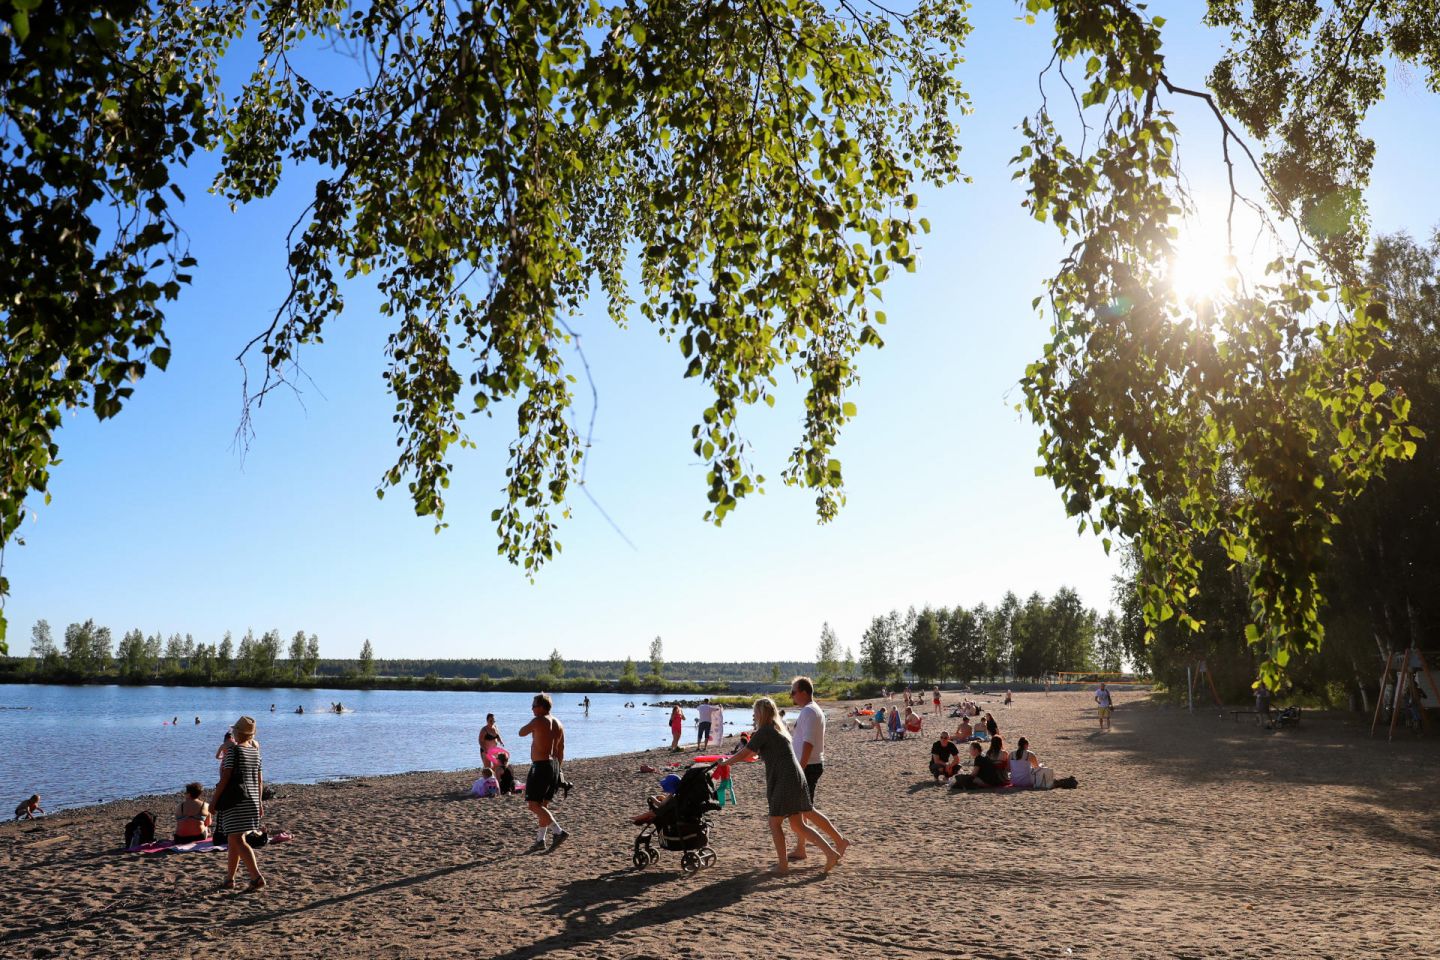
[0,685,720,811]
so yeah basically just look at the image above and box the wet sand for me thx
[3,690,1438,958]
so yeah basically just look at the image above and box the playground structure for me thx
[1371,648,1439,740]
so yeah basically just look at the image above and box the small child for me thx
[472,767,500,798]
[495,753,516,795]
[873,707,887,741]
[14,794,43,820]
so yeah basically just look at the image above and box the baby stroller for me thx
[632,762,722,873]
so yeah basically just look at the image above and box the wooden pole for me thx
[1387,648,1411,742]
[1371,650,1394,738]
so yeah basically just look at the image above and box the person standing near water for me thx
[720,697,846,875]
[212,715,266,892]
[668,706,684,751]
[479,713,505,765]
[519,693,568,851]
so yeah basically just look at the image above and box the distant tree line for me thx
[851,588,1123,685]
[13,619,322,684]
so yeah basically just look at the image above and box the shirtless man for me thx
[519,693,568,851]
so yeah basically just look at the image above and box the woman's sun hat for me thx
[233,715,257,738]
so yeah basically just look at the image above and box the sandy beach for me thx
[3,690,1438,958]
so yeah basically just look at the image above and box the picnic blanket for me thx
[134,832,293,855]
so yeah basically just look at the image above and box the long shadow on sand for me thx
[489,867,779,960]
[1077,701,1440,854]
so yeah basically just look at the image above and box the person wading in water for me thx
[519,693,568,851]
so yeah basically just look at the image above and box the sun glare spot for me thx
[1168,227,1237,304]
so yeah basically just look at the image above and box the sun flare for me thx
[1168,227,1238,304]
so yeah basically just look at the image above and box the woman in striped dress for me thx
[212,715,266,891]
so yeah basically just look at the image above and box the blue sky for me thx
[8,2,1439,663]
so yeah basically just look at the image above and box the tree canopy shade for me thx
[0,0,1434,675]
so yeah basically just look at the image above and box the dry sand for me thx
[3,690,1439,959]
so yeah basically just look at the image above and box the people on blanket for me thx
[175,782,212,843]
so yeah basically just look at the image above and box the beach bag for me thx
[1054,775,1079,789]
[262,785,278,801]
[246,829,270,848]
[216,744,248,812]
[124,811,156,849]
[1033,766,1056,790]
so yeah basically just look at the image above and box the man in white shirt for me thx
[695,699,713,747]
[789,675,830,861]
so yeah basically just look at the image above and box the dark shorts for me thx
[696,721,712,740]
[526,759,559,803]
[803,763,823,803]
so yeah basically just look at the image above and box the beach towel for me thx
[134,832,293,855]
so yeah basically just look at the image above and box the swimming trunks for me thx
[525,759,560,803]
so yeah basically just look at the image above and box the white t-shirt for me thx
[696,704,713,725]
[792,701,826,765]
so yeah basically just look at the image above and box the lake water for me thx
[0,685,730,812]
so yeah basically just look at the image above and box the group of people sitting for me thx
[470,753,519,797]
[855,704,924,741]
[929,709,1055,790]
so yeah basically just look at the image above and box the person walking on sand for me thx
[519,693,569,851]
[787,676,829,862]
[1095,682,1114,730]
[212,715,266,892]
[932,686,942,716]
[720,697,848,875]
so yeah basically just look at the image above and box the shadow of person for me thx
[491,868,765,960]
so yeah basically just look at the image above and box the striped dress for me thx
[217,742,263,837]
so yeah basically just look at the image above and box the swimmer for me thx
[194,716,201,724]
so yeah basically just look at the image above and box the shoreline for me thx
[7,691,1438,959]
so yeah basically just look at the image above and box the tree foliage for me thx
[649,635,663,678]
[1016,0,1430,688]
[815,621,841,680]
[1,0,1434,682]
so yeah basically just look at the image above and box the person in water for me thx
[295,705,304,714]
[520,693,568,851]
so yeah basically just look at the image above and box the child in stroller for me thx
[632,762,723,872]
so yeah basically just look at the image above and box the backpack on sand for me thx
[1054,776,1079,789]
[124,811,156,849]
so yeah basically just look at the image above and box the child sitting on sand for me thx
[472,768,500,798]
[14,794,43,820]
[495,753,516,794]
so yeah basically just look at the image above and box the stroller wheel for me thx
[646,847,659,865]
[681,851,700,873]
[699,848,717,868]
[633,849,649,869]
